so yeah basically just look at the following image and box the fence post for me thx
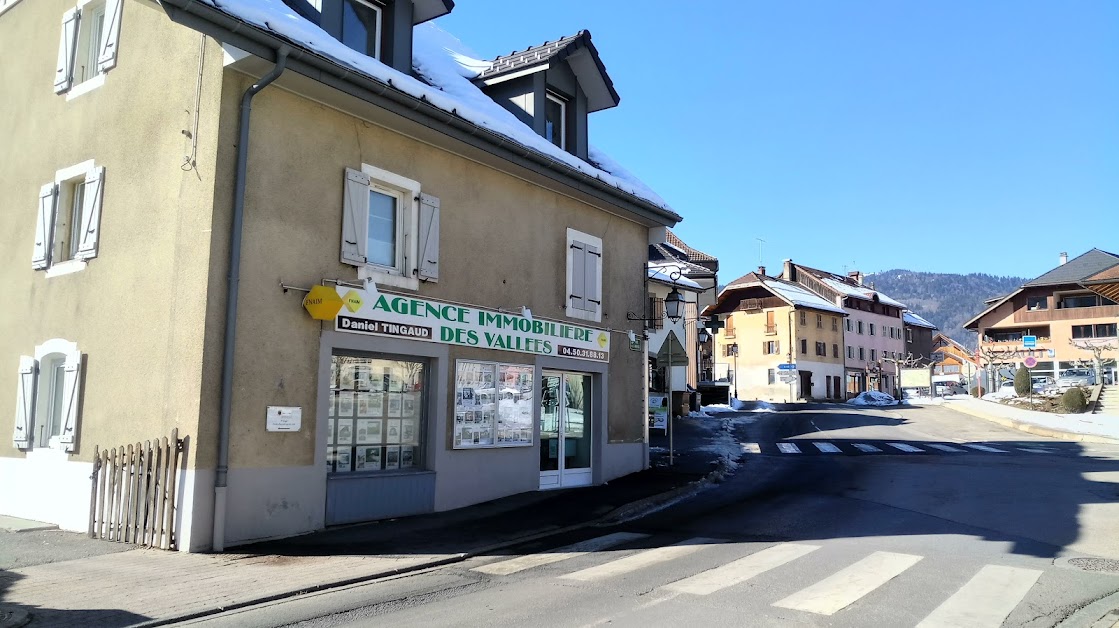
[88,445,101,538]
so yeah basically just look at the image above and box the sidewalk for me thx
[0,459,713,627]
[938,396,1119,444]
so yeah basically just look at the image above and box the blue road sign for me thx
[777,363,797,370]
[1023,335,1037,348]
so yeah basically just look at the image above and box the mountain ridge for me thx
[865,269,1027,348]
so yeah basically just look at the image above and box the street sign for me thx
[1024,357,1038,368]
[777,363,797,371]
[930,351,945,362]
[779,374,797,383]
[1022,335,1037,348]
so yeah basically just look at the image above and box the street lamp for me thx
[729,342,739,399]
[664,286,684,323]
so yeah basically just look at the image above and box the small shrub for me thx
[970,386,985,397]
[1014,368,1032,396]
[1060,387,1088,413]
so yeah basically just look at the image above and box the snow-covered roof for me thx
[648,264,703,290]
[817,277,906,308]
[762,278,846,315]
[903,311,937,329]
[183,0,673,215]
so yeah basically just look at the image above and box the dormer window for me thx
[545,92,566,149]
[340,0,383,59]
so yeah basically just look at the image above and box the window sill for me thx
[45,259,87,278]
[25,446,70,461]
[359,266,418,292]
[565,307,601,324]
[65,74,106,102]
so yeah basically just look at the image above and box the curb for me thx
[136,473,708,627]
[945,402,1119,445]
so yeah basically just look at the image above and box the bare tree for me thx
[1068,338,1117,384]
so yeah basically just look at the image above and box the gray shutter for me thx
[58,353,82,453]
[33,183,57,270]
[13,356,37,449]
[584,243,600,315]
[54,8,80,93]
[75,166,104,260]
[417,193,440,282]
[569,241,586,311]
[96,0,123,72]
[340,168,370,266]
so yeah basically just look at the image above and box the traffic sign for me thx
[1022,335,1037,348]
[930,351,945,362]
[779,374,797,383]
[1024,357,1038,368]
[777,363,797,371]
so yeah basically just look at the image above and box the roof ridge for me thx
[485,31,586,65]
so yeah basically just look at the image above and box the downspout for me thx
[213,47,289,552]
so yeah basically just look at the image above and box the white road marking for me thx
[742,442,761,454]
[813,442,842,453]
[853,443,882,453]
[887,443,925,453]
[663,543,820,595]
[773,551,923,615]
[963,444,1009,453]
[1016,447,1053,454]
[777,442,802,454]
[561,538,720,582]
[916,565,1042,628]
[926,444,966,453]
[810,420,823,432]
[472,532,648,576]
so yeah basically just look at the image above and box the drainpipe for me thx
[213,47,289,553]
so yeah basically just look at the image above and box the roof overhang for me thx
[412,0,453,25]
[963,288,1022,330]
[157,0,680,227]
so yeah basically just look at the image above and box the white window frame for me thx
[340,0,384,60]
[0,0,23,16]
[41,159,102,277]
[30,338,82,454]
[357,163,421,292]
[59,0,120,101]
[545,92,567,150]
[565,228,603,323]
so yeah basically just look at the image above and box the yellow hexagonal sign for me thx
[342,290,364,313]
[303,285,344,321]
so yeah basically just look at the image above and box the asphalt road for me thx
[185,403,1119,628]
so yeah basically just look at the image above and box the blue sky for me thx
[439,1,1118,280]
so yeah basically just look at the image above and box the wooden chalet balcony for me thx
[1015,304,1119,324]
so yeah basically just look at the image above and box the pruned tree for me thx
[1068,338,1117,384]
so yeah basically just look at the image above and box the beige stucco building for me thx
[706,269,847,402]
[1,0,681,551]
[965,250,1119,387]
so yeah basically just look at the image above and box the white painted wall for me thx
[0,451,93,531]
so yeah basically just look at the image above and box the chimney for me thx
[848,270,864,286]
[758,265,766,277]
[783,259,794,281]
[1059,252,1068,265]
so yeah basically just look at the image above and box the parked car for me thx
[1031,375,1056,394]
[998,381,1017,396]
[1056,369,1096,390]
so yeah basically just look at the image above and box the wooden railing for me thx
[88,429,183,550]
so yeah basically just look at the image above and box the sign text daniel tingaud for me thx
[334,288,610,362]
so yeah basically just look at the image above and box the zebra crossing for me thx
[470,533,1047,626]
[739,440,1063,457]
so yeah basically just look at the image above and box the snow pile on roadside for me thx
[701,399,777,414]
[687,409,713,418]
[848,391,898,406]
[982,390,1017,401]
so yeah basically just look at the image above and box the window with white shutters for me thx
[339,164,430,291]
[13,339,83,452]
[565,228,603,323]
[34,161,105,274]
[54,0,122,99]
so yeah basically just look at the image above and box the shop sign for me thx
[266,406,302,432]
[335,288,610,362]
[648,394,668,430]
[303,285,345,320]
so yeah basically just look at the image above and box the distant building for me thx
[964,249,1119,387]
[931,334,981,391]
[902,311,938,366]
[705,268,847,402]
[779,261,907,397]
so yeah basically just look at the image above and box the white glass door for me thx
[539,370,593,489]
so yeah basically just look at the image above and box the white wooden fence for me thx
[88,428,182,550]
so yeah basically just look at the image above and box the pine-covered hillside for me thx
[865,270,1027,348]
